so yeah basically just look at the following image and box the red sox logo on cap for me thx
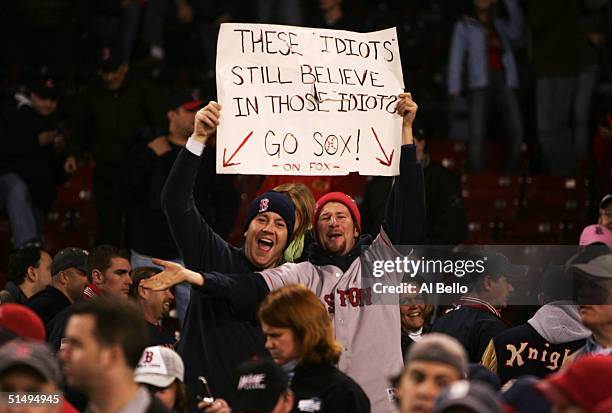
[143,351,154,364]
[259,198,270,213]
[596,226,604,235]
[15,344,32,359]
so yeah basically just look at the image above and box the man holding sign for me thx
[145,90,422,413]
[215,23,406,177]
[150,23,422,413]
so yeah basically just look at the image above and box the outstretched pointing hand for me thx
[141,259,204,290]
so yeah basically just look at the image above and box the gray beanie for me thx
[405,333,468,377]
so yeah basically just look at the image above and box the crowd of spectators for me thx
[1,1,612,412]
[1,232,612,412]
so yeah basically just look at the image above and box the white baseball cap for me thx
[134,346,184,388]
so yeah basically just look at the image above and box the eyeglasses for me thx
[600,208,612,218]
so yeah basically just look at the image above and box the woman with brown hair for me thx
[258,284,370,413]
[272,183,315,264]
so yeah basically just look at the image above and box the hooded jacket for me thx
[527,302,591,344]
[447,0,523,94]
[481,302,590,383]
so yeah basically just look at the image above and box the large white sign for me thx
[216,23,405,176]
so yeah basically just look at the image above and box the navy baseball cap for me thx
[51,247,89,276]
[98,47,126,73]
[30,78,59,100]
[484,252,528,279]
[167,89,203,112]
[232,360,289,413]
[501,376,551,413]
[458,250,528,286]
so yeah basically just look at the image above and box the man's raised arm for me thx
[161,102,235,270]
[382,93,426,245]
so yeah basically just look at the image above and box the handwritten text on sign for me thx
[216,23,404,176]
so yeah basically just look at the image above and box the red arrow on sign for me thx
[223,131,253,167]
[371,127,394,167]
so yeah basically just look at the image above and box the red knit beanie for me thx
[536,355,612,412]
[0,304,46,342]
[313,192,361,238]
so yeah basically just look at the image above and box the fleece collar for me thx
[307,235,372,272]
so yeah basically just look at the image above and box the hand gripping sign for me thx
[216,23,405,176]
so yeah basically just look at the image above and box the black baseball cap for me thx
[458,250,527,286]
[481,251,528,279]
[30,78,59,100]
[51,247,89,276]
[232,360,289,413]
[167,89,203,112]
[98,47,126,73]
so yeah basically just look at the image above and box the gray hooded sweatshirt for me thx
[527,301,591,344]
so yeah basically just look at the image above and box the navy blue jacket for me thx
[28,285,71,332]
[431,306,508,362]
[161,148,266,405]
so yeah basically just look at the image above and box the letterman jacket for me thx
[481,302,589,383]
[430,296,508,363]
